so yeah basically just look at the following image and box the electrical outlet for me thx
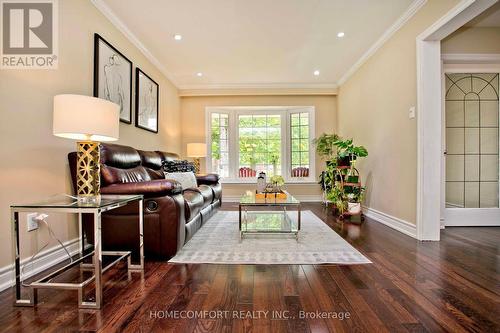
[409,106,416,119]
[27,213,39,232]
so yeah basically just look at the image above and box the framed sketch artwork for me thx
[93,33,133,123]
[135,68,159,133]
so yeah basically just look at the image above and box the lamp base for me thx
[193,158,201,174]
[76,141,101,198]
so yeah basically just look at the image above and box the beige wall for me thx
[442,27,500,54]
[180,95,337,198]
[0,0,180,267]
[337,0,461,225]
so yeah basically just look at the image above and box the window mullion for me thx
[229,111,238,179]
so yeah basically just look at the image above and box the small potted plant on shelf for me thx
[333,138,368,168]
[326,181,347,215]
[313,133,340,165]
[345,186,366,215]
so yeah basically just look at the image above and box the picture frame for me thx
[135,67,159,133]
[93,33,133,124]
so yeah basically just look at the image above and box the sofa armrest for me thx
[196,173,220,186]
[101,179,182,196]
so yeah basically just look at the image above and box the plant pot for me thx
[346,175,359,183]
[347,202,361,214]
[337,156,351,167]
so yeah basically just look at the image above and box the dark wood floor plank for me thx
[0,203,497,333]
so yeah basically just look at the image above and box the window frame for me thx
[206,106,316,183]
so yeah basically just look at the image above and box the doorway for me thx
[444,72,500,225]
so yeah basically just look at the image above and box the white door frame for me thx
[416,0,498,240]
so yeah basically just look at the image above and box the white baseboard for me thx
[0,238,80,292]
[362,206,417,239]
[223,194,322,203]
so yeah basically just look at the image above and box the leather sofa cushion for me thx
[138,150,163,170]
[156,151,180,163]
[184,185,214,206]
[196,174,220,186]
[101,179,182,196]
[183,190,204,222]
[101,164,151,185]
[100,143,141,169]
[211,183,222,201]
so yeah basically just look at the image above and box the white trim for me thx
[90,0,179,87]
[337,0,427,85]
[223,194,322,203]
[179,86,338,97]
[443,63,500,72]
[442,53,500,64]
[445,208,500,226]
[178,82,338,91]
[362,206,417,239]
[416,0,498,241]
[0,238,80,292]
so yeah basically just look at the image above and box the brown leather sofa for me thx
[68,143,222,260]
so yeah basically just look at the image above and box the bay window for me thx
[207,107,315,182]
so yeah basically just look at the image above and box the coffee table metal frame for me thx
[239,192,301,240]
[10,195,144,309]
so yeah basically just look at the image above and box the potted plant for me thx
[326,182,347,215]
[269,175,285,192]
[345,186,365,214]
[313,133,340,163]
[334,138,368,167]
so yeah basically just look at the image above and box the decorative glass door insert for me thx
[445,73,499,209]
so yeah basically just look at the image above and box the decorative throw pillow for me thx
[162,160,195,173]
[165,171,197,190]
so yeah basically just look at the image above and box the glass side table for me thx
[10,194,144,309]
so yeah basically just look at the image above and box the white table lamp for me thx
[53,94,119,202]
[187,143,207,174]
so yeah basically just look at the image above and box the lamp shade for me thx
[187,143,207,157]
[53,94,120,142]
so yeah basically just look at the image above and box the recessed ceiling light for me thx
[313,70,320,76]
[196,72,203,77]
[174,34,182,41]
[337,32,345,38]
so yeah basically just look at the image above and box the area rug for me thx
[169,210,371,265]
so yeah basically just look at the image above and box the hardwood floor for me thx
[0,202,498,332]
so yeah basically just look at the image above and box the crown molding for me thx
[90,0,179,87]
[337,0,427,86]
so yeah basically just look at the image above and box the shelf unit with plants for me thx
[314,134,367,222]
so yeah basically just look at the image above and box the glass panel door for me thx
[445,73,499,208]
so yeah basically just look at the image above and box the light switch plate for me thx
[409,106,416,119]
[27,213,38,232]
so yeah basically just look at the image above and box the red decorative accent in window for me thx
[239,167,257,178]
[292,167,309,178]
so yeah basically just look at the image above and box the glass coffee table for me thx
[239,191,301,240]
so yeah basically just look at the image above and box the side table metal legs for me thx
[11,198,144,309]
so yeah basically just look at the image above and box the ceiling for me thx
[466,1,500,27]
[99,0,415,89]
